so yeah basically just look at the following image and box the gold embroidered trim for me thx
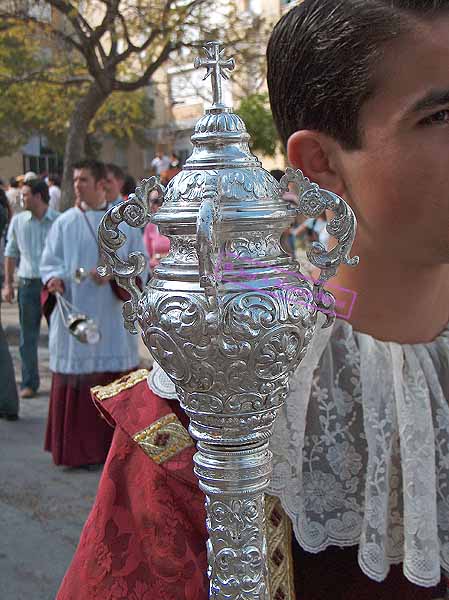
[133,413,194,464]
[91,369,150,401]
[266,494,296,600]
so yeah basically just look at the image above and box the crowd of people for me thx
[0,156,176,466]
[2,1,449,597]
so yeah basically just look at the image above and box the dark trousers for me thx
[0,276,19,415]
[18,278,42,391]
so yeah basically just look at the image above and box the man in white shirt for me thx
[150,151,170,176]
[2,180,59,398]
[40,159,148,469]
[47,174,62,212]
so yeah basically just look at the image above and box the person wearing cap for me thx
[2,179,59,398]
[23,171,37,183]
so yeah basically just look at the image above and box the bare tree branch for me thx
[91,0,120,45]
[44,0,93,41]
[44,0,106,77]
[113,39,176,91]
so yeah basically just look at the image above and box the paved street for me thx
[0,300,150,600]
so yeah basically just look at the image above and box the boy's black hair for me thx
[24,179,49,204]
[72,159,107,183]
[267,0,449,150]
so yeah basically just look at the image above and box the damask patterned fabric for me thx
[57,377,209,600]
[58,374,297,600]
[268,316,449,588]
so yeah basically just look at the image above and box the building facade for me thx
[0,0,297,184]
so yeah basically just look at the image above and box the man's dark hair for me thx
[105,163,125,181]
[0,188,8,211]
[25,179,49,204]
[270,169,285,182]
[122,174,136,197]
[267,0,449,150]
[9,177,18,188]
[72,159,107,182]
[48,173,61,187]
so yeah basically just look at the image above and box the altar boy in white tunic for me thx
[40,159,149,469]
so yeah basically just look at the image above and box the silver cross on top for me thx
[194,41,235,108]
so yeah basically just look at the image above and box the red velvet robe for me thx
[57,370,208,599]
[57,372,445,599]
[41,281,138,468]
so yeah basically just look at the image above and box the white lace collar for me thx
[269,315,449,588]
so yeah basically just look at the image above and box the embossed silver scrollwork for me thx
[280,167,359,280]
[205,494,269,599]
[280,167,359,326]
[97,177,165,333]
[194,443,271,599]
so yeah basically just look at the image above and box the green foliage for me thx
[236,93,278,157]
[93,90,154,147]
[0,22,154,157]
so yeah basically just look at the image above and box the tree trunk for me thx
[60,83,108,211]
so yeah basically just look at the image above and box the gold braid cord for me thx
[265,495,296,600]
[91,369,150,401]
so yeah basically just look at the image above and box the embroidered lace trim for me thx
[268,316,449,588]
[147,363,177,399]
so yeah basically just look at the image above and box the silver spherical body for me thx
[139,112,318,447]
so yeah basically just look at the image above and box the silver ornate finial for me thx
[194,41,235,107]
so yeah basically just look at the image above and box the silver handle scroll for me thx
[97,177,164,334]
[196,194,222,298]
[280,168,359,326]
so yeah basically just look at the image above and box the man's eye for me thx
[421,110,449,125]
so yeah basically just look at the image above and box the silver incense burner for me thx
[98,41,358,599]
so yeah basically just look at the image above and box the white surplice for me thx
[269,314,449,588]
[147,313,449,589]
[40,206,149,375]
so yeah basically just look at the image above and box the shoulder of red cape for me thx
[89,367,297,600]
[90,368,194,466]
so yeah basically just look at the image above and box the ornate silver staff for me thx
[98,41,358,599]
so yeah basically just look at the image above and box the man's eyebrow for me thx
[408,89,449,114]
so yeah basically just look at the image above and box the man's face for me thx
[21,185,34,211]
[73,168,104,207]
[333,17,449,266]
[105,171,123,202]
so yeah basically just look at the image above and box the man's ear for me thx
[287,130,346,197]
